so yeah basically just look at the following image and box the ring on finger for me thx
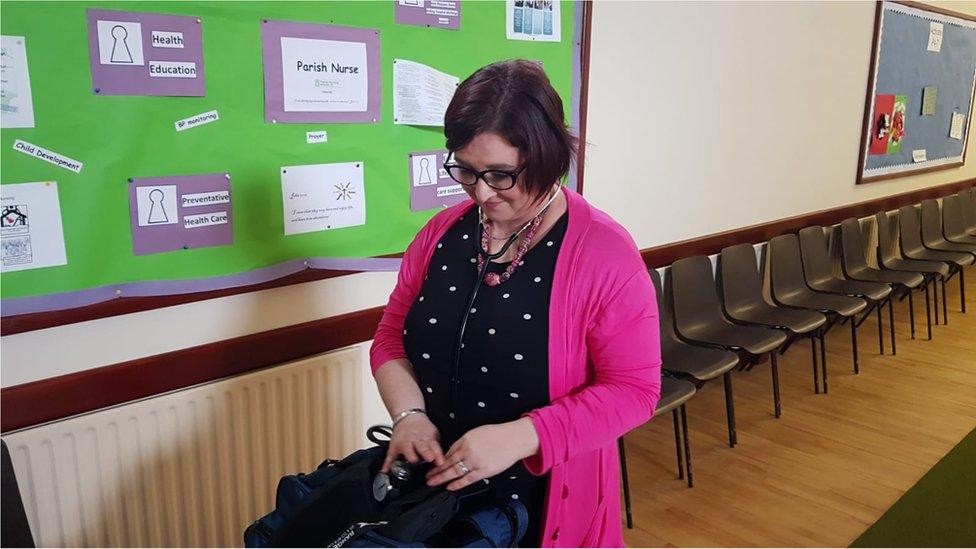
[455,459,470,475]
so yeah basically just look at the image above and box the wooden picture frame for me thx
[856,1,976,184]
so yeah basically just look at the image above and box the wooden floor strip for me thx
[622,267,976,547]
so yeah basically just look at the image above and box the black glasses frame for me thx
[442,163,525,191]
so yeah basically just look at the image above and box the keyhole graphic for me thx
[147,189,169,224]
[110,25,134,63]
[418,157,432,185]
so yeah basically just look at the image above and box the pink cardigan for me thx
[370,187,662,547]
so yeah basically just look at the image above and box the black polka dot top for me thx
[402,210,569,546]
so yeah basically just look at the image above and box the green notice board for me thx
[0,1,576,301]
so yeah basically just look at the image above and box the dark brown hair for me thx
[444,59,577,200]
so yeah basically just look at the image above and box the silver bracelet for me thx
[391,408,427,428]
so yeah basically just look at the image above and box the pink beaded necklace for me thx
[477,189,559,287]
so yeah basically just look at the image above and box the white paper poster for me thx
[281,162,366,235]
[927,21,944,53]
[394,59,459,126]
[949,112,966,140]
[280,37,368,113]
[1,181,67,273]
[507,0,561,42]
[1,35,36,129]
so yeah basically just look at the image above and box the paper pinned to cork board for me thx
[927,21,944,52]
[949,112,965,140]
[281,161,366,235]
[1,35,36,129]
[921,86,937,116]
[393,59,459,126]
[507,0,561,42]
[1,181,67,273]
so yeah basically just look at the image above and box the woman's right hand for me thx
[382,413,447,473]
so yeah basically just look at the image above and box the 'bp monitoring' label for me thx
[175,110,219,131]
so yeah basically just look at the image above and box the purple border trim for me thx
[1,257,403,317]
[261,19,382,124]
[567,0,583,192]
[2,3,583,317]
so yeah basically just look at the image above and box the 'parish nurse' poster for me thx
[281,37,367,113]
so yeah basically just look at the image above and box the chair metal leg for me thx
[770,353,782,418]
[877,301,884,355]
[942,275,949,324]
[908,288,916,340]
[851,317,860,374]
[811,335,820,394]
[925,278,933,339]
[679,404,693,488]
[934,275,940,326]
[820,332,829,394]
[672,409,684,480]
[960,268,966,314]
[888,296,896,355]
[618,437,633,530]
[723,371,737,448]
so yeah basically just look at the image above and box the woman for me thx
[370,60,661,547]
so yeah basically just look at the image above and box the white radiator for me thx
[3,346,367,547]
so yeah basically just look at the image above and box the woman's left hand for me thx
[425,417,540,491]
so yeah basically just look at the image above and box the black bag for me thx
[244,445,386,547]
[271,447,387,547]
[246,426,527,548]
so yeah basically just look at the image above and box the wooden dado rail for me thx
[2,178,973,433]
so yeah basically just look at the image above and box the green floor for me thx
[851,428,976,548]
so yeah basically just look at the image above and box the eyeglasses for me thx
[442,163,525,191]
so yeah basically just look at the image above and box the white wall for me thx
[1,271,397,388]
[583,0,976,249]
[1,272,392,441]
[3,1,974,405]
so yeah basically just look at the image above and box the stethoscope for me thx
[447,187,561,416]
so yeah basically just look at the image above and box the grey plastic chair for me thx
[839,218,925,345]
[798,226,892,369]
[1,440,34,548]
[959,191,976,236]
[942,194,976,245]
[651,268,740,447]
[670,256,788,426]
[899,205,972,322]
[768,233,867,387]
[718,244,828,394]
[920,199,976,257]
[619,375,696,529]
[875,211,944,339]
